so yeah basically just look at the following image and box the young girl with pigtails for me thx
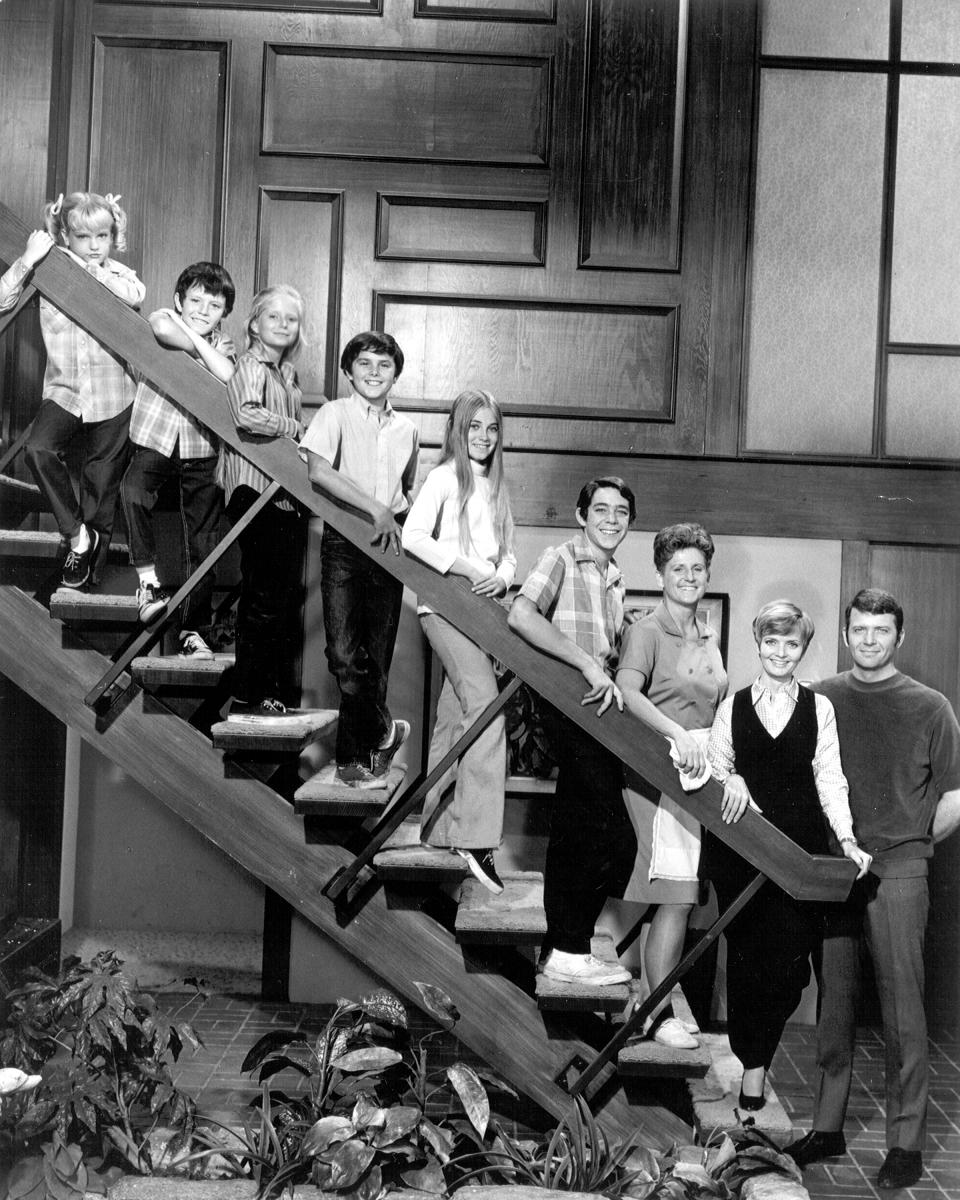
[0,192,145,589]
[402,389,517,894]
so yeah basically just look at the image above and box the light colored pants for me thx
[418,613,505,849]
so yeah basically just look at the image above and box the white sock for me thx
[70,525,90,553]
[137,566,160,588]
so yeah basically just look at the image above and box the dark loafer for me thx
[782,1130,846,1167]
[877,1148,922,1189]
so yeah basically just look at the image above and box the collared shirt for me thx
[708,674,854,842]
[0,249,145,422]
[299,393,419,516]
[130,326,236,459]
[217,344,302,509]
[517,532,624,669]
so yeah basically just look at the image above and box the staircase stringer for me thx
[0,582,692,1148]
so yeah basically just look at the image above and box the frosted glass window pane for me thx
[886,354,960,458]
[889,77,960,345]
[745,71,886,455]
[762,0,889,59]
[902,0,960,62]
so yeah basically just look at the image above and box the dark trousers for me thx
[121,443,222,636]
[813,873,929,1151]
[713,867,819,1070]
[24,400,131,555]
[543,718,635,954]
[320,525,402,765]
[227,485,305,706]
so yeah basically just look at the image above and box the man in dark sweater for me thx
[785,589,960,1190]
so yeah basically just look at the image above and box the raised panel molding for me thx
[262,45,551,165]
[256,188,344,401]
[375,292,677,421]
[414,0,556,20]
[579,0,688,271]
[88,38,227,304]
[376,195,546,265]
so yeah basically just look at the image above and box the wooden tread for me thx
[535,933,632,1013]
[132,653,234,690]
[688,1031,793,1140]
[210,707,338,753]
[617,988,712,1079]
[50,587,139,623]
[455,870,546,945]
[294,762,406,816]
[373,818,471,883]
[1,531,129,561]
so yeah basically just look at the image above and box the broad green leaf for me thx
[332,1047,402,1073]
[345,1163,383,1200]
[371,1105,420,1146]
[240,1028,305,1073]
[6,1154,46,1199]
[412,982,460,1027]
[301,1115,356,1155]
[352,1095,388,1128]
[446,1063,489,1138]
[325,1138,376,1188]
[419,1117,455,1164]
[401,1161,447,1193]
[360,991,408,1028]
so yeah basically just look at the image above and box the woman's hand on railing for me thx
[581,661,623,716]
[720,773,760,824]
[21,230,55,270]
[671,727,708,777]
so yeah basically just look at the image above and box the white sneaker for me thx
[540,950,631,987]
[651,1016,699,1050]
[178,630,214,659]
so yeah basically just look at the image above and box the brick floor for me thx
[158,993,960,1199]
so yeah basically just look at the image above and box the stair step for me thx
[374,818,471,882]
[211,708,338,753]
[617,987,712,1078]
[535,933,632,1012]
[688,1031,793,1140]
[51,587,141,623]
[294,762,406,816]
[455,870,546,945]
[1,531,129,561]
[132,653,234,690]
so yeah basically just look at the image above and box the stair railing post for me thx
[324,673,523,903]
[82,480,282,707]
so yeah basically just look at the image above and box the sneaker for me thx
[540,949,631,987]
[61,528,99,589]
[456,848,504,895]
[370,719,411,777]
[649,1016,699,1050]
[178,630,214,659]
[335,762,388,790]
[227,697,288,721]
[137,582,171,624]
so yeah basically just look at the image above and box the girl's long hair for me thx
[438,388,514,558]
[243,284,306,361]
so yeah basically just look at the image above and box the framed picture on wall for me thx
[624,590,730,661]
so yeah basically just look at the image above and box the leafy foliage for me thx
[0,950,202,1194]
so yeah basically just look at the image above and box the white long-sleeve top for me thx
[402,460,516,615]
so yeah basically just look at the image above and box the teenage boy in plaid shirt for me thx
[120,262,236,657]
[508,477,638,986]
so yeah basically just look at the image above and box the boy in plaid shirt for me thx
[120,262,236,657]
[508,477,638,986]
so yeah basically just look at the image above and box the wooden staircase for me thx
[0,197,856,1145]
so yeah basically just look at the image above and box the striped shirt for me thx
[129,326,236,458]
[299,394,419,516]
[708,675,855,842]
[517,533,625,670]
[217,345,302,510]
[0,249,145,422]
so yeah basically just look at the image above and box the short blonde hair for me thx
[752,599,814,651]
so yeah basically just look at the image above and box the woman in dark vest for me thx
[703,600,871,1110]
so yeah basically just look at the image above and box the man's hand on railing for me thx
[371,502,402,555]
[581,660,623,716]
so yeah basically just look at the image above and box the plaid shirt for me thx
[708,676,854,842]
[130,326,236,458]
[517,533,625,670]
[0,249,145,422]
[217,344,302,511]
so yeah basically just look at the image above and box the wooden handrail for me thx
[0,200,856,904]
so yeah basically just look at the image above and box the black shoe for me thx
[370,719,410,777]
[783,1130,847,1167]
[227,697,288,721]
[738,1088,765,1111]
[61,528,99,589]
[456,848,504,895]
[877,1148,922,1189]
